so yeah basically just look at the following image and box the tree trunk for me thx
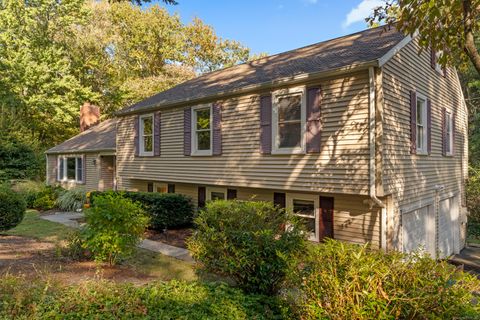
[463,0,480,74]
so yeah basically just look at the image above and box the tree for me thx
[367,0,480,73]
[109,0,178,6]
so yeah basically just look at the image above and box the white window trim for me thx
[445,110,454,156]
[286,193,319,242]
[416,92,428,155]
[272,86,307,155]
[57,155,83,183]
[191,104,213,156]
[206,187,227,201]
[435,50,445,76]
[139,113,154,156]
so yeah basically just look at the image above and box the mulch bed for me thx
[144,228,193,249]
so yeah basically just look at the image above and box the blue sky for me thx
[151,0,384,55]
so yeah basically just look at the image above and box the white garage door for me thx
[438,196,460,259]
[402,205,436,257]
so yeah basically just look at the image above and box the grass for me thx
[4,210,73,242]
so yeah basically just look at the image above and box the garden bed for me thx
[144,228,193,249]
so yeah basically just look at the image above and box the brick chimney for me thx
[80,102,100,132]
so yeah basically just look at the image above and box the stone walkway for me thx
[40,212,192,262]
[450,246,480,274]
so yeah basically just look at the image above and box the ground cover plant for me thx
[56,187,87,212]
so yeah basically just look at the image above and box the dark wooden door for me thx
[319,196,334,240]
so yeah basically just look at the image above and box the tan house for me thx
[46,27,468,258]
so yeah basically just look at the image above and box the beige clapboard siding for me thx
[116,71,371,195]
[122,179,380,247]
[99,156,115,191]
[381,38,467,209]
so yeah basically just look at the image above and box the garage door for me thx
[402,205,436,257]
[438,196,460,259]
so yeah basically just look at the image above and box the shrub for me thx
[11,180,45,208]
[31,185,63,211]
[82,193,150,265]
[91,191,194,229]
[467,165,480,223]
[0,276,287,319]
[187,200,307,295]
[0,137,43,182]
[286,239,480,320]
[56,187,86,212]
[0,184,26,232]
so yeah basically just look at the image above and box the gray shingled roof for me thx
[46,119,117,154]
[119,26,405,115]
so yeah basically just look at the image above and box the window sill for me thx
[139,153,154,157]
[271,148,305,155]
[444,153,454,157]
[191,151,213,157]
[416,151,429,156]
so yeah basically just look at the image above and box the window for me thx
[416,94,428,154]
[445,111,453,155]
[206,187,227,201]
[287,193,319,242]
[272,87,306,154]
[57,156,83,183]
[139,114,154,156]
[434,51,446,76]
[192,105,212,155]
[155,183,168,193]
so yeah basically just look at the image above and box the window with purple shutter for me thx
[260,94,272,154]
[273,192,286,208]
[442,107,447,156]
[198,186,206,208]
[154,111,161,156]
[227,189,237,200]
[134,115,139,157]
[452,112,456,156]
[184,107,191,156]
[306,87,322,153]
[410,91,417,154]
[427,99,432,155]
[212,103,222,156]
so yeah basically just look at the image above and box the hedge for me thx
[0,277,287,319]
[0,184,26,231]
[90,191,194,230]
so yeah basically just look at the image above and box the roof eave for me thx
[117,60,380,116]
[45,148,116,155]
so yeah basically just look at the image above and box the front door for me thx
[319,196,334,240]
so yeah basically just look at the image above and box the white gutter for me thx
[368,66,387,250]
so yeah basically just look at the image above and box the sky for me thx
[150,0,384,56]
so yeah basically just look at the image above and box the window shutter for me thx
[452,112,456,156]
[260,94,272,154]
[82,155,86,184]
[212,103,222,156]
[147,183,153,192]
[273,192,286,209]
[306,86,322,153]
[198,186,206,208]
[227,189,237,200]
[410,91,417,154]
[442,107,447,156]
[184,107,191,156]
[427,99,432,155]
[134,115,139,157]
[55,157,60,182]
[154,111,161,156]
[168,184,175,193]
[430,49,436,70]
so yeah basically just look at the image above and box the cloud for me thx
[343,0,384,28]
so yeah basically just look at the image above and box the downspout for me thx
[368,67,387,250]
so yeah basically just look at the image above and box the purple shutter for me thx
[273,192,286,209]
[184,107,191,156]
[452,112,456,156]
[167,184,175,193]
[154,111,161,156]
[81,154,86,185]
[427,99,432,155]
[260,94,272,154]
[442,107,447,156]
[410,91,417,154]
[198,186,206,208]
[134,115,139,157]
[430,49,436,70]
[227,189,237,200]
[212,103,222,156]
[306,87,322,153]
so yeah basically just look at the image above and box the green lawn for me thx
[3,210,197,281]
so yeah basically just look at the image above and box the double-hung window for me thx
[416,94,428,154]
[272,87,306,154]
[57,156,83,183]
[139,114,154,156]
[192,105,212,155]
[445,111,453,155]
[287,193,319,242]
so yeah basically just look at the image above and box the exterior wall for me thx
[117,71,371,195]
[381,39,468,250]
[122,179,381,247]
[46,153,104,192]
[99,156,115,191]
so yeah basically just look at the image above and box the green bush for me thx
[467,165,480,223]
[0,137,43,182]
[286,239,480,320]
[11,180,45,208]
[31,185,63,211]
[0,184,26,232]
[188,200,307,295]
[56,187,86,212]
[82,193,150,265]
[91,191,194,229]
[0,276,287,320]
